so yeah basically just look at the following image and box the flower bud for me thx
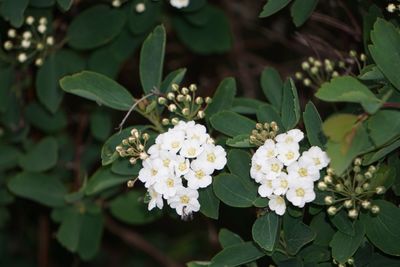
[335,183,344,192]
[364,171,373,179]
[189,84,197,91]
[327,168,335,176]
[270,121,278,132]
[181,87,189,95]
[344,200,353,209]
[197,110,205,119]
[171,117,179,125]
[360,54,367,62]
[368,165,376,173]
[295,72,303,80]
[35,58,43,66]
[371,205,380,214]
[324,196,334,205]
[127,147,134,154]
[115,146,123,152]
[317,181,327,191]
[354,157,362,166]
[348,209,358,219]
[138,144,144,151]
[195,96,203,105]
[39,17,47,25]
[205,97,212,104]
[332,71,339,77]
[301,62,310,70]
[122,139,129,145]
[361,200,371,209]
[362,183,370,191]
[375,186,385,195]
[167,92,175,100]
[314,60,322,67]
[355,174,364,182]
[327,206,337,215]
[256,123,263,130]
[303,78,311,87]
[347,258,354,265]
[158,97,166,105]
[135,2,146,12]
[37,43,44,50]
[349,50,357,57]
[310,66,318,74]
[161,118,170,125]
[130,128,138,137]
[171,83,179,91]
[46,36,54,46]
[324,175,333,184]
[127,179,135,187]
[7,29,16,38]
[3,41,13,50]
[37,24,47,34]
[182,108,190,116]
[185,95,191,102]
[168,104,177,112]
[22,31,32,39]
[176,94,184,102]
[26,16,35,25]
[355,187,363,194]
[21,39,31,49]
[139,152,148,160]
[353,166,361,173]
[17,53,27,63]
[142,133,150,141]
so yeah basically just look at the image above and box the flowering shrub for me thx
[1,1,400,267]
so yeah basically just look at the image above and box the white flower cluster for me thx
[138,121,227,217]
[170,0,190,9]
[250,129,330,215]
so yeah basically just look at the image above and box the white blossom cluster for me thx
[250,129,330,215]
[138,121,227,218]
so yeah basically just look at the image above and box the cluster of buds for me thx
[333,257,354,267]
[249,122,279,146]
[2,16,54,66]
[157,83,212,125]
[318,158,384,219]
[386,3,400,13]
[115,128,150,165]
[295,51,366,89]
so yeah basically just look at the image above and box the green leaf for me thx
[330,221,365,264]
[8,172,66,207]
[256,104,284,131]
[226,134,255,148]
[85,167,132,196]
[227,149,251,180]
[283,215,316,255]
[231,97,265,115]
[140,25,166,94]
[198,186,220,219]
[290,0,319,27]
[363,139,400,165]
[56,206,103,260]
[322,114,358,143]
[310,213,335,246]
[110,190,161,224]
[298,244,331,263]
[18,137,58,172]
[160,68,187,94]
[259,0,291,18]
[57,0,73,11]
[25,102,67,133]
[252,212,279,251]
[219,228,244,248]
[303,101,326,147]
[210,111,255,137]
[111,158,142,176]
[213,173,257,208]
[90,110,112,142]
[60,71,134,111]
[369,18,400,91]
[316,76,382,114]
[260,67,283,109]
[0,0,29,27]
[173,6,232,55]
[36,50,86,113]
[210,242,265,267]
[329,210,355,236]
[205,77,236,119]
[0,66,14,113]
[367,110,400,147]
[67,5,126,50]
[361,200,400,256]
[281,79,300,130]
[0,144,21,171]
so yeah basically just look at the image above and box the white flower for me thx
[286,181,315,208]
[170,0,190,9]
[250,161,265,183]
[168,187,200,216]
[300,146,330,170]
[147,143,162,157]
[185,123,209,143]
[156,151,177,170]
[277,143,300,166]
[261,158,283,179]
[184,160,213,189]
[268,195,286,215]
[147,187,164,210]
[138,158,169,188]
[275,129,304,147]
[179,140,204,158]
[174,155,190,176]
[272,173,290,195]
[254,139,277,161]
[287,160,319,182]
[198,144,227,171]
[160,129,185,153]
[387,3,396,13]
[153,173,182,199]
[258,179,274,198]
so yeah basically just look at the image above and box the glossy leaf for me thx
[198,186,220,219]
[260,67,283,109]
[18,137,58,172]
[259,0,291,18]
[330,221,365,263]
[85,167,132,196]
[303,101,326,147]
[210,111,256,137]
[205,77,236,119]
[210,242,265,267]
[290,0,319,27]
[252,212,279,251]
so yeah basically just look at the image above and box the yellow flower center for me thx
[298,168,308,177]
[188,147,196,156]
[285,136,294,143]
[171,141,180,148]
[151,169,158,176]
[195,170,205,179]
[267,150,275,158]
[256,164,262,171]
[166,178,174,188]
[280,180,288,188]
[313,157,321,165]
[276,196,285,204]
[163,159,170,167]
[207,153,216,163]
[178,162,187,171]
[180,195,190,204]
[271,163,280,173]
[296,188,305,197]
[286,151,294,160]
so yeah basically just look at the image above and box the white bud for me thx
[344,200,353,209]
[327,206,337,216]
[37,24,47,34]
[3,41,13,50]
[295,72,303,80]
[197,110,205,119]
[375,186,385,195]
[135,2,146,12]
[168,104,177,112]
[205,97,212,104]
[387,3,396,13]
[139,152,148,160]
[36,43,44,51]
[35,58,43,66]
[21,39,31,49]
[22,31,32,39]
[7,29,16,38]
[324,196,334,205]
[181,87,189,95]
[189,84,197,91]
[371,205,380,214]
[26,16,35,25]
[348,209,358,219]
[17,53,27,63]
[303,78,311,87]
[301,62,310,70]
[171,117,179,125]
[182,108,190,116]
[317,181,327,191]
[167,92,175,100]
[157,97,166,105]
[39,17,47,25]
[46,36,54,46]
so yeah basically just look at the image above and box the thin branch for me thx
[105,216,183,267]
[311,12,360,40]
